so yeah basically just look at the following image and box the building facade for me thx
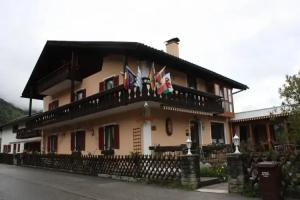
[231,106,291,151]
[20,38,248,155]
[0,117,41,154]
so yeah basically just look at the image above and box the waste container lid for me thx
[257,161,279,168]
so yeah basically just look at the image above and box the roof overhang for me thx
[22,40,249,100]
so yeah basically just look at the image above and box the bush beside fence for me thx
[242,150,300,198]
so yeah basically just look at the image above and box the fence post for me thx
[180,154,200,189]
[227,153,245,193]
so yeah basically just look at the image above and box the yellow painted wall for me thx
[151,109,230,146]
[43,109,144,155]
[197,78,207,92]
[43,107,231,155]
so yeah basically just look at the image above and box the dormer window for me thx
[99,75,119,93]
[75,89,86,101]
[105,77,114,90]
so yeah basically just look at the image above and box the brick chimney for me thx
[165,37,180,57]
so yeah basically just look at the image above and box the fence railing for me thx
[18,153,182,182]
[0,153,13,165]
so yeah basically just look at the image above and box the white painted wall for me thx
[0,124,41,154]
[0,126,17,154]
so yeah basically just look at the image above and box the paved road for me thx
[0,164,255,200]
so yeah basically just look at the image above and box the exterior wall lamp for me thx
[233,134,241,154]
[186,136,192,155]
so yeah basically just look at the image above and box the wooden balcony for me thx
[26,84,223,129]
[37,64,82,95]
[16,128,41,139]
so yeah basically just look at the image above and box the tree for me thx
[279,71,300,143]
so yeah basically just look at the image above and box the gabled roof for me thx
[0,115,28,130]
[231,106,289,122]
[22,40,249,99]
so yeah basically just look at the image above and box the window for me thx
[240,126,248,143]
[3,145,11,153]
[99,76,119,92]
[211,122,225,144]
[13,144,16,153]
[105,77,114,90]
[17,144,20,152]
[47,135,58,153]
[48,100,59,111]
[219,86,234,113]
[99,125,119,150]
[75,89,86,101]
[71,131,85,152]
[187,75,197,89]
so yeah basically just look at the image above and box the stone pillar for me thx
[180,154,200,189]
[227,153,245,193]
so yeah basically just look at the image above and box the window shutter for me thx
[81,132,85,151]
[99,82,104,93]
[71,132,75,151]
[114,125,120,149]
[47,136,51,152]
[54,136,58,152]
[113,75,119,87]
[82,89,86,98]
[99,127,104,150]
[17,144,20,152]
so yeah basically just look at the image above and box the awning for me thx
[9,137,42,144]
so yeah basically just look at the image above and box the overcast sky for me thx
[0,0,299,112]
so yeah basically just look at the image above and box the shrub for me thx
[200,164,228,181]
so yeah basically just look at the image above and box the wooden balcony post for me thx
[283,119,289,144]
[266,123,272,149]
[28,86,33,116]
[249,124,254,146]
[70,50,75,103]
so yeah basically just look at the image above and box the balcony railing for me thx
[26,84,223,129]
[16,128,41,139]
[37,64,82,94]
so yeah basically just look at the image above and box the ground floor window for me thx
[211,122,225,144]
[239,125,248,143]
[71,131,85,152]
[48,135,58,153]
[13,144,17,153]
[17,144,20,152]
[3,145,11,153]
[24,142,41,153]
[99,125,119,150]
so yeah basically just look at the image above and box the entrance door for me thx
[190,121,200,153]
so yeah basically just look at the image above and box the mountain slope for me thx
[0,98,26,125]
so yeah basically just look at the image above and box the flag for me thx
[123,65,136,90]
[135,66,142,89]
[157,73,173,95]
[155,66,166,84]
[148,62,156,90]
